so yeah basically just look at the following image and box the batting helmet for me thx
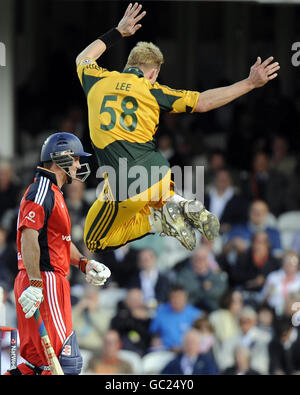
[40,132,92,182]
[41,132,91,161]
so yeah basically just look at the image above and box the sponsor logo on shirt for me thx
[25,211,36,223]
[80,58,93,66]
[62,235,72,242]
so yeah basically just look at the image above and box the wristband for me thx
[79,256,88,274]
[30,278,43,288]
[98,28,123,49]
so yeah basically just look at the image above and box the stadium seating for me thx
[141,350,176,374]
[118,349,143,374]
[277,211,300,250]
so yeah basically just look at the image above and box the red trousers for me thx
[14,270,73,367]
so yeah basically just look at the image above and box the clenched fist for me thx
[18,286,43,319]
[85,260,111,286]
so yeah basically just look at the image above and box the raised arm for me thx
[75,2,146,65]
[195,56,280,113]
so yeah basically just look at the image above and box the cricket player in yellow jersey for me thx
[76,2,280,253]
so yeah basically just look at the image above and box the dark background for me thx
[2,1,300,375]
[13,1,300,159]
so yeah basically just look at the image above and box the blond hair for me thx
[124,41,164,71]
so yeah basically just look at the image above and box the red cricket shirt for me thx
[17,166,72,277]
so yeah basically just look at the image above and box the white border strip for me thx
[38,178,50,206]
[34,176,45,205]
[45,272,66,345]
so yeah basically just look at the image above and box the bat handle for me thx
[33,310,51,366]
[33,309,64,375]
[34,310,47,338]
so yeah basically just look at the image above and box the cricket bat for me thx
[34,309,64,375]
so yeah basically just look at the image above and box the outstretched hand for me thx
[117,2,146,37]
[248,56,280,88]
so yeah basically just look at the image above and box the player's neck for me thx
[49,163,67,188]
[53,169,67,189]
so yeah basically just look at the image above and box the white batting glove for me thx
[85,260,111,286]
[18,286,43,319]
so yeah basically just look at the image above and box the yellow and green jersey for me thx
[77,57,200,197]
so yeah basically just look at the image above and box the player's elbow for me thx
[76,50,87,66]
[75,54,82,66]
[195,98,210,113]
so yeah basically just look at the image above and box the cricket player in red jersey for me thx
[5,132,111,375]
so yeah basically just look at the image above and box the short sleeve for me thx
[150,83,200,114]
[76,57,108,96]
[18,200,45,232]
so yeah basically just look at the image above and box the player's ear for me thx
[42,161,54,170]
[149,67,159,83]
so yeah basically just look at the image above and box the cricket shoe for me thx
[179,200,220,241]
[153,201,196,251]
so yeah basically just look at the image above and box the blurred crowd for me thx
[2,81,300,375]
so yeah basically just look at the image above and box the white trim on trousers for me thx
[45,271,66,345]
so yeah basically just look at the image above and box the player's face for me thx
[69,156,81,179]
